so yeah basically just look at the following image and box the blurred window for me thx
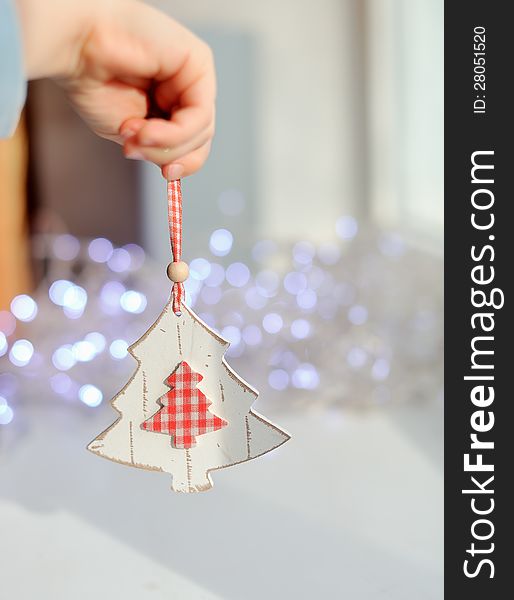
[367,0,443,248]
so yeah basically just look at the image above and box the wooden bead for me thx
[167,261,189,283]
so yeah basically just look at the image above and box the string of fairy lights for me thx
[0,207,443,428]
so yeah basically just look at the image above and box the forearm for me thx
[0,0,26,136]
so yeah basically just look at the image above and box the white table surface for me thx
[0,398,443,600]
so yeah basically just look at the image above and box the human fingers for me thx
[120,93,214,157]
[123,118,214,165]
[119,41,215,161]
[161,140,212,180]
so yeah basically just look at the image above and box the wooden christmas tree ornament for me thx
[88,180,290,492]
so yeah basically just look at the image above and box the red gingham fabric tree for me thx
[141,360,227,449]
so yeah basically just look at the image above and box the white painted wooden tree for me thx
[88,301,290,492]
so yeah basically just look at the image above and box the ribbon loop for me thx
[167,179,184,315]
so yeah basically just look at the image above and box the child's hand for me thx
[18,0,215,179]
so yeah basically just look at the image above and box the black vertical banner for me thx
[445,2,513,597]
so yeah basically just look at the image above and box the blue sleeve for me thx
[0,0,27,137]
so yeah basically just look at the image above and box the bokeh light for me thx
[221,325,242,347]
[0,400,14,425]
[110,339,129,359]
[209,229,233,257]
[88,238,114,263]
[52,345,76,371]
[53,234,80,261]
[0,332,8,357]
[297,289,317,310]
[10,294,38,322]
[268,369,290,391]
[291,319,311,339]
[50,373,73,395]
[336,215,358,240]
[123,243,146,270]
[63,285,88,319]
[245,287,268,310]
[242,325,262,346]
[372,358,390,381]
[348,304,368,325]
[262,313,283,334]
[347,347,368,369]
[292,363,320,389]
[79,384,103,407]
[120,290,147,314]
[278,351,300,371]
[85,332,106,353]
[293,241,316,265]
[49,280,74,306]
[284,272,307,295]
[72,341,97,362]
[108,248,131,272]
[9,339,34,367]
[100,281,126,311]
[204,263,225,287]
[226,262,250,288]
[190,258,211,281]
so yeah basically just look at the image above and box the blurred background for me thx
[0,1,443,599]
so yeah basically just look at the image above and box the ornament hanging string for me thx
[167,178,184,315]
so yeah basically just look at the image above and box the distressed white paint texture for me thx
[88,302,290,493]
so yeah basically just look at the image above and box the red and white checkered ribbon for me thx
[167,178,184,315]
